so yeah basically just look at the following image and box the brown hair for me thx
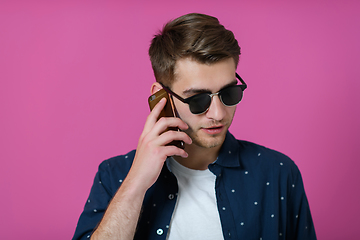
[149,13,241,87]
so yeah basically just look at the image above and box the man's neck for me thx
[173,143,222,170]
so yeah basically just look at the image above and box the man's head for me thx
[149,13,241,87]
[149,13,244,152]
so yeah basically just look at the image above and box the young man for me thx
[73,13,316,240]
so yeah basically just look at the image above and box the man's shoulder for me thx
[237,139,292,161]
[97,149,136,176]
[234,138,298,172]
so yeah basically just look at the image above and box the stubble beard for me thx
[181,108,236,149]
[184,120,230,149]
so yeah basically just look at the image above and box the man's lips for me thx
[205,125,223,129]
[201,125,225,134]
[202,124,225,129]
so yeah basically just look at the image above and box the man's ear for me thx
[150,82,163,95]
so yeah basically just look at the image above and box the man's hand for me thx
[127,97,192,192]
[91,97,191,240]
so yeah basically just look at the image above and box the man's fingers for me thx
[155,130,192,146]
[161,145,189,159]
[143,99,189,141]
[143,97,167,133]
[153,117,188,133]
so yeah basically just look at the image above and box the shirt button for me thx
[168,194,175,200]
[156,228,164,235]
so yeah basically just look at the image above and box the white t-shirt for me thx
[166,157,224,240]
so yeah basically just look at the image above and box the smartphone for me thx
[148,89,185,149]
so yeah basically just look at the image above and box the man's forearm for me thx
[90,177,146,240]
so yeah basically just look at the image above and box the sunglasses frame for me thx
[160,73,247,115]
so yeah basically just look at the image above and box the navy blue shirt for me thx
[73,132,316,240]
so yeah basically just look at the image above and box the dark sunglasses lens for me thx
[189,94,211,114]
[221,86,243,106]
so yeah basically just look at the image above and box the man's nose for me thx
[205,95,226,121]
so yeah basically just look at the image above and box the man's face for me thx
[170,58,237,149]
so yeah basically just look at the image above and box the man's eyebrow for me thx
[182,79,238,96]
[182,88,211,96]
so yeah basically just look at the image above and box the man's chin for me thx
[190,132,226,149]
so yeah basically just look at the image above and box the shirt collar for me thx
[165,131,241,172]
[213,131,241,168]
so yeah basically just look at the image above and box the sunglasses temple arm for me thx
[236,73,247,90]
[160,84,188,103]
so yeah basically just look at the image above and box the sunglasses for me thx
[160,73,247,115]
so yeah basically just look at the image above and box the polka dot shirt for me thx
[72,132,316,240]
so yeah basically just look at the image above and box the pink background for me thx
[1,0,359,239]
